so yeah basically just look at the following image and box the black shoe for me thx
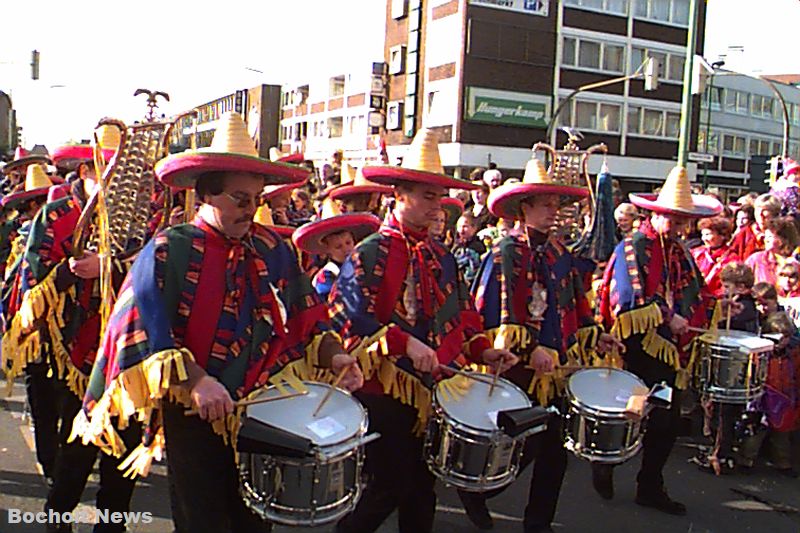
[635,487,687,516]
[591,463,614,500]
[45,476,55,488]
[458,490,493,530]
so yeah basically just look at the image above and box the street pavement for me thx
[1,377,798,533]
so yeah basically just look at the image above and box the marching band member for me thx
[330,128,516,533]
[459,153,622,533]
[292,198,380,300]
[597,166,726,515]
[0,146,51,195]
[71,113,362,533]
[327,162,393,216]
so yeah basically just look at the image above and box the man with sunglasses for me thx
[73,113,362,533]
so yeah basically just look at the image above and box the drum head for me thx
[568,369,645,413]
[246,382,364,447]
[435,374,531,431]
[704,330,774,352]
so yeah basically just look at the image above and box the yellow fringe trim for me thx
[641,328,680,370]
[487,324,532,354]
[565,325,603,368]
[526,347,561,405]
[69,348,195,478]
[610,302,663,341]
[350,326,432,434]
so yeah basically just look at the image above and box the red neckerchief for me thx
[640,219,685,301]
[380,212,445,319]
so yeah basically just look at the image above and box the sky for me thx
[2,0,799,149]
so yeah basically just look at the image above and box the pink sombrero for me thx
[2,164,57,210]
[362,128,478,190]
[488,155,589,220]
[2,147,51,175]
[292,199,380,255]
[268,146,306,165]
[155,113,310,189]
[328,162,393,200]
[629,166,722,218]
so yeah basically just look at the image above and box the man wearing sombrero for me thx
[597,165,728,515]
[327,162,393,216]
[293,198,381,299]
[460,151,623,532]
[71,112,362,533]
[0,146,51,195]
[330,128,517,533]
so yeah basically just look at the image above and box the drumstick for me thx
[688,326,710,334]
[313,365,350,417]
[436,365,497,386]
[488,362,502,397]
[726,289,734,332]
[184,390,308,416]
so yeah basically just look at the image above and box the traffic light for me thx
[644,56,659,91]
[31,50,39,80]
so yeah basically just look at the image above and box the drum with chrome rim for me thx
[238,382,371,527]
[564,368,646,464]
[424,373,537,492]
[695,330,773,404]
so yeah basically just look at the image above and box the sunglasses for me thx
[220,192,258,209]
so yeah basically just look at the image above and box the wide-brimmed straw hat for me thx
[362,128,477,190]
[155,112,310,189]
[292,198,380,255]
[2,164,56,209]
[2,147,51,175]
[629,165,722,218]
[268,146,306,164]
[329,162,393,200]
[488,156,589,220]
[441,197,464,225]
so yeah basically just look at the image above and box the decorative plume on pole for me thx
[134,89,170,121]
[573,159,618,262]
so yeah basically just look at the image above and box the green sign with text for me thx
[465,87,549,128]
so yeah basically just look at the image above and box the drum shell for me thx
[424,404,528,492]
[697,336,771,404]
[564,398,643,464]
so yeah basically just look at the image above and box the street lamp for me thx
[702,60,725,190]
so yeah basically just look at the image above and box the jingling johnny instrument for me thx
[534,130,608,256]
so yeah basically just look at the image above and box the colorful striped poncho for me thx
[328,213,490,431]
[598,220,719,388]
[70,219,335,477]
[472,230,603,405]
[1,183,97,397]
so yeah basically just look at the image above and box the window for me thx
[665,112,680,138]
[564,0,628,14]
[635,0,690,25]
[627,105,680,139]
[762,97,774,118]
[722,134,746,156]
[632,46,683,82]
[387,102,403,130]
[642,109,663,136]
[392,0,408,19]
[749,138,773,156]
[329,76,345,98]
[389,45,407,75]
[578,41,601,69]
[563,99,622,133]
[750,94,763,116]
[702,85,722,110]
[699,131,720,154]
[667,55,685,81]
[736,91,749,114]
[563,37,625,74]
[327,117,343,138]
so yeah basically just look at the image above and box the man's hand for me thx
[406,336,438,373]
[720,298,744,318]
[190,376,234,422]
[530,346,555,374]
[597,332,626,354]
[331,353,364,392]
[669,313,689,337]
[481,348,518,374]
[69,252,101,280]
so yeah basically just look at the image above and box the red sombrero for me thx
[52,144,117,170]
[441,197,464,225]
[2,147,51,175]
[155,113,310,190]
[362,128,478,190]
[488,155,589,220]
[264,177,308,201]
[269,147,306,165]
[2,164,56,210]
[329,162,393,200]
[629,166,722,219]
[293,199,380,255]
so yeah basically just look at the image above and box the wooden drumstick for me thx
[185,390,307,416]
[436,365,497,386]
[726,289,734,332]
[313,365,350,417]
[488,362,503,397]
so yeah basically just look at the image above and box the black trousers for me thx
[624,334,683,491]
[24,361,59,477]
[336,393,436,533]
[45,379,139,533]
[162,402,271,533]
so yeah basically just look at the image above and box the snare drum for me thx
[424,373,535,492]
[238,382,371,527]
[564,368,646,464]
[696,330,772,404]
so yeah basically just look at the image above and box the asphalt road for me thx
[1,377,798,533]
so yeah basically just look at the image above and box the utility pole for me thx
[677,0,699,167]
